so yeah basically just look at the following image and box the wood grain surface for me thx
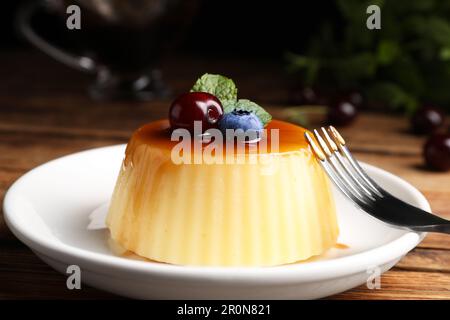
[0,52,449,300]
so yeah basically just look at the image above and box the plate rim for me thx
[3,144,427,283]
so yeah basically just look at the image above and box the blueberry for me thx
[218,110,263,141]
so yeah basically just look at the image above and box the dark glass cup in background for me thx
[17,0,199,100]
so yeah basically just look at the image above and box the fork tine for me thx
[312,129,371,204]
[305,132,369,208]
[320,127,376,200]
[304,130,326,161]
[327,126,383,197]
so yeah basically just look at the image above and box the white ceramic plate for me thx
[3,145,428,299]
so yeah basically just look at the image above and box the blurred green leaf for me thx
[399,0,435,12]
[366,82,418,113]
[427,17,450,46]
[285,53,320,85]
[376,40,401,65]
[387,57,425,94]
[333,53,376,81]
[286,0,450,113]
[439,47,450,60]
[402,15,427,36]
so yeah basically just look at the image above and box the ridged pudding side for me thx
[106,120,339,266]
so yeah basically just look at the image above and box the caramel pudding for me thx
[106,119,338,266]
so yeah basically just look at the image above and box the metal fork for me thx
[304,126,450,234]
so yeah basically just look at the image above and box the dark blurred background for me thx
[2,0,450,115]
[1,0,333,56]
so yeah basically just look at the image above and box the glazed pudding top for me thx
[124,119,311,163]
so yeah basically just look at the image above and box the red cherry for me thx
[411,105,445,135]
[169,92,223,133]
[289,86,328,105]
[341,89,365,108]
[328,99,358,126]
[424,133,450,171]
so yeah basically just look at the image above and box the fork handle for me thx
[423,223,450,234]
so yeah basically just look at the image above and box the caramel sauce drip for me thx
[334,243,349,249]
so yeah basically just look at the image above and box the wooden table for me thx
[1,52,449,299]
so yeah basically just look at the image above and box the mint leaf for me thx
[223,99,272,127]
[191,74,272,126]
[222,100,236,114]
[191,73,237,104]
